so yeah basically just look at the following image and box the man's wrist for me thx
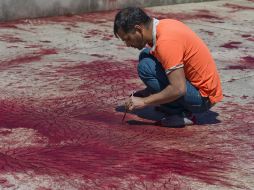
[143,96,151,106]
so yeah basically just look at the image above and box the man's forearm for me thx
[143,85,185,106]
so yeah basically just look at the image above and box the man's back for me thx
[151,19,223,104]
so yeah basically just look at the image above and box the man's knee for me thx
[138,49,156,77]
[137,57,154,79]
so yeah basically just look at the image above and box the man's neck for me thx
[145,20,154,46]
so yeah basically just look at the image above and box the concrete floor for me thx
[0,0,253,189]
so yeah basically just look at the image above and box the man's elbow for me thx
[177,86,186,97]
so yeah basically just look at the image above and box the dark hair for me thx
[114,7,151,37]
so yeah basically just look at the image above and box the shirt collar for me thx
[151,18,159,52]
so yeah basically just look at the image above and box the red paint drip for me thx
[220,41,242,49]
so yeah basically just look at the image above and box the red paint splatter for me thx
[220,41,242,49]
[146,9,223,23]
[0,177,14,188]
[0,49,57,70]
[241,95,248,99]
[224,3,254,12]
[0,23,19,29]
[83,29,114,41]
[0,7,253,188]
[39,49,58,55]
[0,97,251,189]
[0,58,253,189]
[225,56,254,70]
[101,34,114,41]
[0,34,25,43]
[2,10,116,27]
[242,34,252,38]
[241,34,254,41]
[247,37,254,42]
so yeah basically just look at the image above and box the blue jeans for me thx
[138,48,211,115]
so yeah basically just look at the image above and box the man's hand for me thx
[126,95,146,111]
[133,88,151,97]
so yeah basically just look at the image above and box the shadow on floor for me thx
[115,105,221,127]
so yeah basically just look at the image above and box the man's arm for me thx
[127,67,186,110]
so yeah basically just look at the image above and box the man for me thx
[114,7,223,127]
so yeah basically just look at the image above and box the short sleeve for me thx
[155,40,184,74]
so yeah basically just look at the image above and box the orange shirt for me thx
[150,19,223,104]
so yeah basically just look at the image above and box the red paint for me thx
[101,34,114,41]
[220,41,242,49]
[225,56,254,70]
[0,130,12,136]
[38,49,57,55]
[247,37,254,42]
[242,34,251,38]
[83,29,114,41]
[0,58,253,189]
[240,56,254,69]
[224,3,254,11]
[86,29,101,36]
[241,34,254,41]
[146,9,223,23]
[0,23,19,29]
[241,95,248,99]
[0,49,57,70]
[0,98,251,189]
[9,10,116,27]
[0,7,253,189]
[0,34,25,43]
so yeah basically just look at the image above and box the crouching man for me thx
[114,7,223,127]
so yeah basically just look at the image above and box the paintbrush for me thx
[122,91,134,123]
[121,103,128,123]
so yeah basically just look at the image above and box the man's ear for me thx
[134,25,143,34]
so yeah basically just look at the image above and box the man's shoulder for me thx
[156,19,186,40]
[158,19,184,27]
